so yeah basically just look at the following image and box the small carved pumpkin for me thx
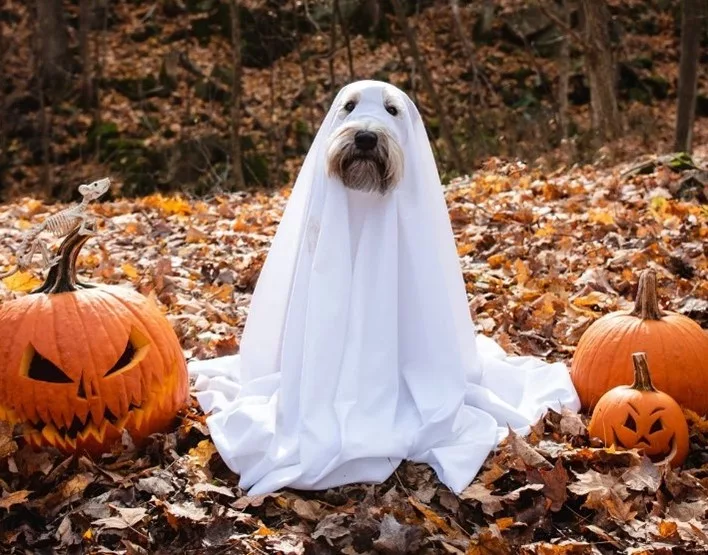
[588,352,689,467]
[571,269,708,414]
[0,226,189,454]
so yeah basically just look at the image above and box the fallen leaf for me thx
[186,226,209,243]
[559,407,587,437]
[0,489,31,511]
[121,263,139,279]
[466,527,511,555]
[621,457,662,493]
[568,469,628,509]
[192,482,234,498]
[534,459,568,512]
[372,513,423,555]
[460,483,544,516]
[655,520,679,540]
[408,495,456,536]
[312,513,351,544]
[93,507,148,530]
[291,498,322,522]
[504,426,553,470]
[35,473,94,516]
[154,498,208,530]
[602,489,637,523]
[2,270,42,292]
[0,421,17,460]
[188,439,217,468]
[137,476,175,498]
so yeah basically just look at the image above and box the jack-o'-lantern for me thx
[588,352,689,467]
[0,226,189,454]
[571,269,708,414]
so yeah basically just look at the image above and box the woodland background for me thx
[0,0,706,200]
[1,1,708,554]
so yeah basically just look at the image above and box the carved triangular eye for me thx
[104,327,151,377]
[26,347,73,384]
[104,340,136,377]
[623,414,637,432]
[649,417,663,434]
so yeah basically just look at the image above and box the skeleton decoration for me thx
[189,81,580,495]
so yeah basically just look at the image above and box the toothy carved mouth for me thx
[25,402,144,439]
[612,429,677,462]
[0,363,182,452]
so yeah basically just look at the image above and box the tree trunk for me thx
[0,12,6,192]
[334,0,355,81]
[79,0,93,107]
[93,1,107,159]
[329,0,338,101]
[36,0,70,90]
[558,0,571,140]
[390,0,464,173]
[229,0,246,190]
[674,0,704,153]
[580,0,620,141]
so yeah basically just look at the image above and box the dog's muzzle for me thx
[326,123,404,195]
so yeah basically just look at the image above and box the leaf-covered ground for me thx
[1,153,708,554]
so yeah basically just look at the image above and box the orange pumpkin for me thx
[0,226,189,454]
[588,352,689,467]
[571,269,708,414]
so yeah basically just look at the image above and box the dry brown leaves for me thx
[1,157,708,553]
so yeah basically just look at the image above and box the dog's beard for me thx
[326,124,404,194]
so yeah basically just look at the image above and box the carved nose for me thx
[354,130,378,151]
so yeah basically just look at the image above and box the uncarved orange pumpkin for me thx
[588,352,689,467]
[0,226,189,454]
[571,269,708,414]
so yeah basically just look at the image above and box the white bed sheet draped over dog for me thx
[189,80,580,495]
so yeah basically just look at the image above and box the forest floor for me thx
[1,150,708,554]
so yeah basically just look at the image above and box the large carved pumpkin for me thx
[0,226,189,454]
[571,269,708,414]
[588,352,689,467]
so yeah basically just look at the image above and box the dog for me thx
[325,86,405,195]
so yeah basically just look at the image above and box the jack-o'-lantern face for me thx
[588,353,690,467]
[0,228,188,454]
[609,402,677,460]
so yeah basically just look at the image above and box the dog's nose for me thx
[354,130,378,151]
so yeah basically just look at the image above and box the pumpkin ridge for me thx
[89,291,143,415]
[75,292,135,418]
[68,292,103,427]
[103,287,187,402]
[102,289,168,396]
[25,300,49,426]
[0,300,34,414]
[575,320,611,406]
[675,318,708,410]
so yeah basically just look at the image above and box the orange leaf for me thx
[121,263,139,280]
[0,490,32,511]
[2,271,42,292]
[408,496,456,536]
[657,520,679,539]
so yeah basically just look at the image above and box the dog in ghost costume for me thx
[189,80,580,495]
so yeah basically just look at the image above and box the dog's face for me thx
[325,84,406,195]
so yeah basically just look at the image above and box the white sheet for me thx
[188,80,580,495]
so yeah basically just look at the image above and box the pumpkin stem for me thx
[31,223,96,294]
[630,269,665,320]
[631,352,657,392]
